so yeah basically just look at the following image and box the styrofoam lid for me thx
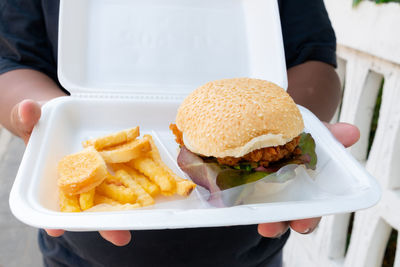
[58,0,287,95]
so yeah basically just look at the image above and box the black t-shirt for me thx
[1,1,336,266]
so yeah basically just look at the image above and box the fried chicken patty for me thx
[170,123,184,146]
[170,123,301,167]
[217,135,301,167]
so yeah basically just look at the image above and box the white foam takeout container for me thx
[9,0,381,231]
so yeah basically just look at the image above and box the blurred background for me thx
[0,0,399,266]
[284,0,400,266]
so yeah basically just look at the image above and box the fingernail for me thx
[301,228,312,234]
[17,104,23,123]
[274,227,289,238]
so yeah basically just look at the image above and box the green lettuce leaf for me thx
[214,132,317,190]
[298,132,317,169]
[177,132,318,206]
[216,169,271,190]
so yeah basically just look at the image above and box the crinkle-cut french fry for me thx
[104,173,124,186]
[58,129,196,213]
[128,157,176,194]
[159,190,175,196]
[175,178,196,197]
[85,203,141,212]
[114,170,154,206]
[82,127,140,150]
[143,134,196,196]
[59,190,81,212]
[96,181,136,204]
[110,163,160,196]
[160,171,195,197]
[142,135,162,162]
[99,137,151,163]
[93,193,120,206]
[79,188,95,210]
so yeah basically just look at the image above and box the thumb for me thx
[324,122,360,148]
[10,99,42,144]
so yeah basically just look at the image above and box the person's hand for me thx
[11,99,132,246]
[46,229,132,246]
[257,122,360,238]
[10,99,42,144]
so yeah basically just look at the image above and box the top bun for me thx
[176,78,304,158]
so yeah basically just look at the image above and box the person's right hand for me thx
[11,99,132,246]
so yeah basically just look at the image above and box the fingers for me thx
[289,217,321,234]
[99,230,131,246]
[324,122,360,148]
[45,229,131,246]
[258,217,321,238]
[257,221,289,238]
[258,123,359,238]
[10,99,42,144]
[45,229,65,237]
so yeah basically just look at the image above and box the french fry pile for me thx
[57,127,196,212]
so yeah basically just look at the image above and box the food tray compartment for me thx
[9,97,381,230]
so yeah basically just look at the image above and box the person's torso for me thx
[40,227,289,267]
[39,1,288,266]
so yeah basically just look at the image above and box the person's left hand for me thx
[257,122,360,238]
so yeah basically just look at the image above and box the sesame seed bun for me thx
[175,78,304,158]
